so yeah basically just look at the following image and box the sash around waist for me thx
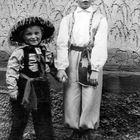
[70,44,93,52]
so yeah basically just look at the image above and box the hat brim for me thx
[9,17,55,45]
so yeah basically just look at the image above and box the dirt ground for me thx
[16,90,140,139]
[99,90,140,140]
[53,90,140,140]
[1,88,140,140]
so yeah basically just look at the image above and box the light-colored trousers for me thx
[63,50,103,130]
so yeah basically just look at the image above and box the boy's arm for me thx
[88,15,108,87]
[6,49,23,99]
[55,16,70,70]
[54,16,70,82]
[90,15,108,72]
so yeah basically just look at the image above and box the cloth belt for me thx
[70,44,86,52]
[70,44,96,86]
[20,73,37,110]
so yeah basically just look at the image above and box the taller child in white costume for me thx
[55,0,108,139]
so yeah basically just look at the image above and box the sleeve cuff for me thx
[91,64,101,72]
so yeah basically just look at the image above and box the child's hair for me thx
[9,16,55,45]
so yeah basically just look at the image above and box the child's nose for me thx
[31,34,36,38]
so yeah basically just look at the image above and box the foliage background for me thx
[0,0,140,70]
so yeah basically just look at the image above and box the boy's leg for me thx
[64,82,81,129]
[80,70,103,129]
[32,102,54,140]
[8,99,30,140]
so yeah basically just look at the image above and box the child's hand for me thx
[88,71,99,87]
[57,69,68,83]
[9,90,18,100]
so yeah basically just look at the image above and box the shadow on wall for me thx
[0,50,9,88]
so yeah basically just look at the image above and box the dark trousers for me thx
[8,99,54,140]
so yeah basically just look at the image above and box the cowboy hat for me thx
[9,16,55,45]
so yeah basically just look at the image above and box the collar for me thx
[76,6,93,13]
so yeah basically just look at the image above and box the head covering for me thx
[9,16,55,45]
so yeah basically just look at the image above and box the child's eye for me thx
[25,33,32,36]
[35,32,40,35]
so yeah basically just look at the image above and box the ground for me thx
[100,90,140,140]
[1,88,140,140]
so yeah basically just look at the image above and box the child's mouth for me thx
[83,1,89,4]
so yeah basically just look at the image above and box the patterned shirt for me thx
[6,45,53,95]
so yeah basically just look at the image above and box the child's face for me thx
[77,0,92,9]
[23,26,43,46]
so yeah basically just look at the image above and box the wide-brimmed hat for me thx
[9,16,55,45]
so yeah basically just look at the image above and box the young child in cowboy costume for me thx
[6,16,55,140]
[55,0,108,139]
